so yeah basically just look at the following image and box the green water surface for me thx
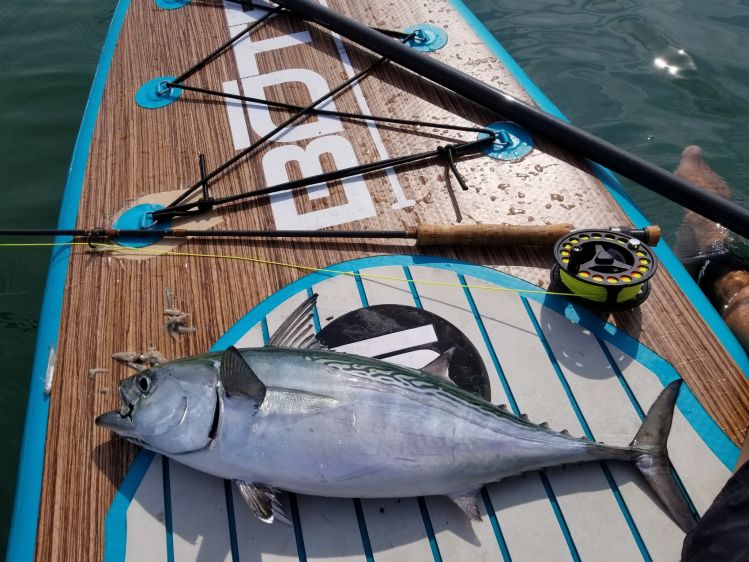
[0,0,116,555]
[1,0,748,556]
[466,0,749,236]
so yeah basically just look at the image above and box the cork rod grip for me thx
[412,223,574,246]
[642,225,661,246]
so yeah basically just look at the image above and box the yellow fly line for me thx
[559,269,643,303]
[0,240,579,298]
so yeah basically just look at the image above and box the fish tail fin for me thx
[630,379,698,532]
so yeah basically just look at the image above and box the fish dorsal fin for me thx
[268,294,322,349]
[447,489,483,521]
[234,481,292,525]
[421,347,456,384]
[220,347,266,407]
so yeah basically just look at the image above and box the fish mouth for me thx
[119,401,134,423]
[95,409,132,432]
[95,383,138,431]
[95,397,189,437]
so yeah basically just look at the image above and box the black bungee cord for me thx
[147,7,498,224]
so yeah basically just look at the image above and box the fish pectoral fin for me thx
[235,481,292,526]
[267,389,340,415]
[220,347,266,408]
[447,489,483,522]
[421,347,456,385]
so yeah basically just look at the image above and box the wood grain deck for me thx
[34,0,749,560]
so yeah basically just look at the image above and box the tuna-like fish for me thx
[96,296,696,532]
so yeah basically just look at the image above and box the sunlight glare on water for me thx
[466,0,749,239]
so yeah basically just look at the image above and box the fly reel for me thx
[550,229,658,310]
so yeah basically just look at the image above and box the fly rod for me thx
[273,0,749,241]
[0,224,661,247]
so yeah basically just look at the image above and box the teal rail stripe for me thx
[599,462,652,561]
[162,459,175,562]
[417,497,442,562]
[289,494,307,562]
[480,488,512,562]
[354,270,370,308]
[6,0,133,559]
[460,275,576,561]
[224,480,241,562]
[521,298,594,435]
[353,499,375,562]
[522,297,651,561]
[538,472,581,562]
[458,274,519,412]
[306,287,321,333]
[403,266,423,308]
[103,450,156,562]
[597,340,699,520]
[597,341,648,420]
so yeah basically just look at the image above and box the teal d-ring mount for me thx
[135,76,182,109]
[404,24,448,52]
[155,0,191,10]
[112,204,172,248]
[477,122,534,161]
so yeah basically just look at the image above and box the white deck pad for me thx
[111,258,736,562]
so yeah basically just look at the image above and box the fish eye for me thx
[137,375,151,393]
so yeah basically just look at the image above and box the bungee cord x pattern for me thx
[148,8,499,224]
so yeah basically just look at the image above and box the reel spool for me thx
[550,229,658,310]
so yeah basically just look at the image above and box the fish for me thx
[675,145,749,350]
[96,295,697,532]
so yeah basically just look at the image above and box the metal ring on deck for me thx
[135,76,183,109]
[112,204,172,248]
[477,121,534,161]
[403,24,448,52]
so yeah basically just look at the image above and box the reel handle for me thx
[410,223,574,246]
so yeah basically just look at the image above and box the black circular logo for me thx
[317,304,490,401]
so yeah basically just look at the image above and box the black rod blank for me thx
[273,0,749,240]
[0,228,409,239]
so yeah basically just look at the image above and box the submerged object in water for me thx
[675,145,749,350]
[97,296,696,532]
